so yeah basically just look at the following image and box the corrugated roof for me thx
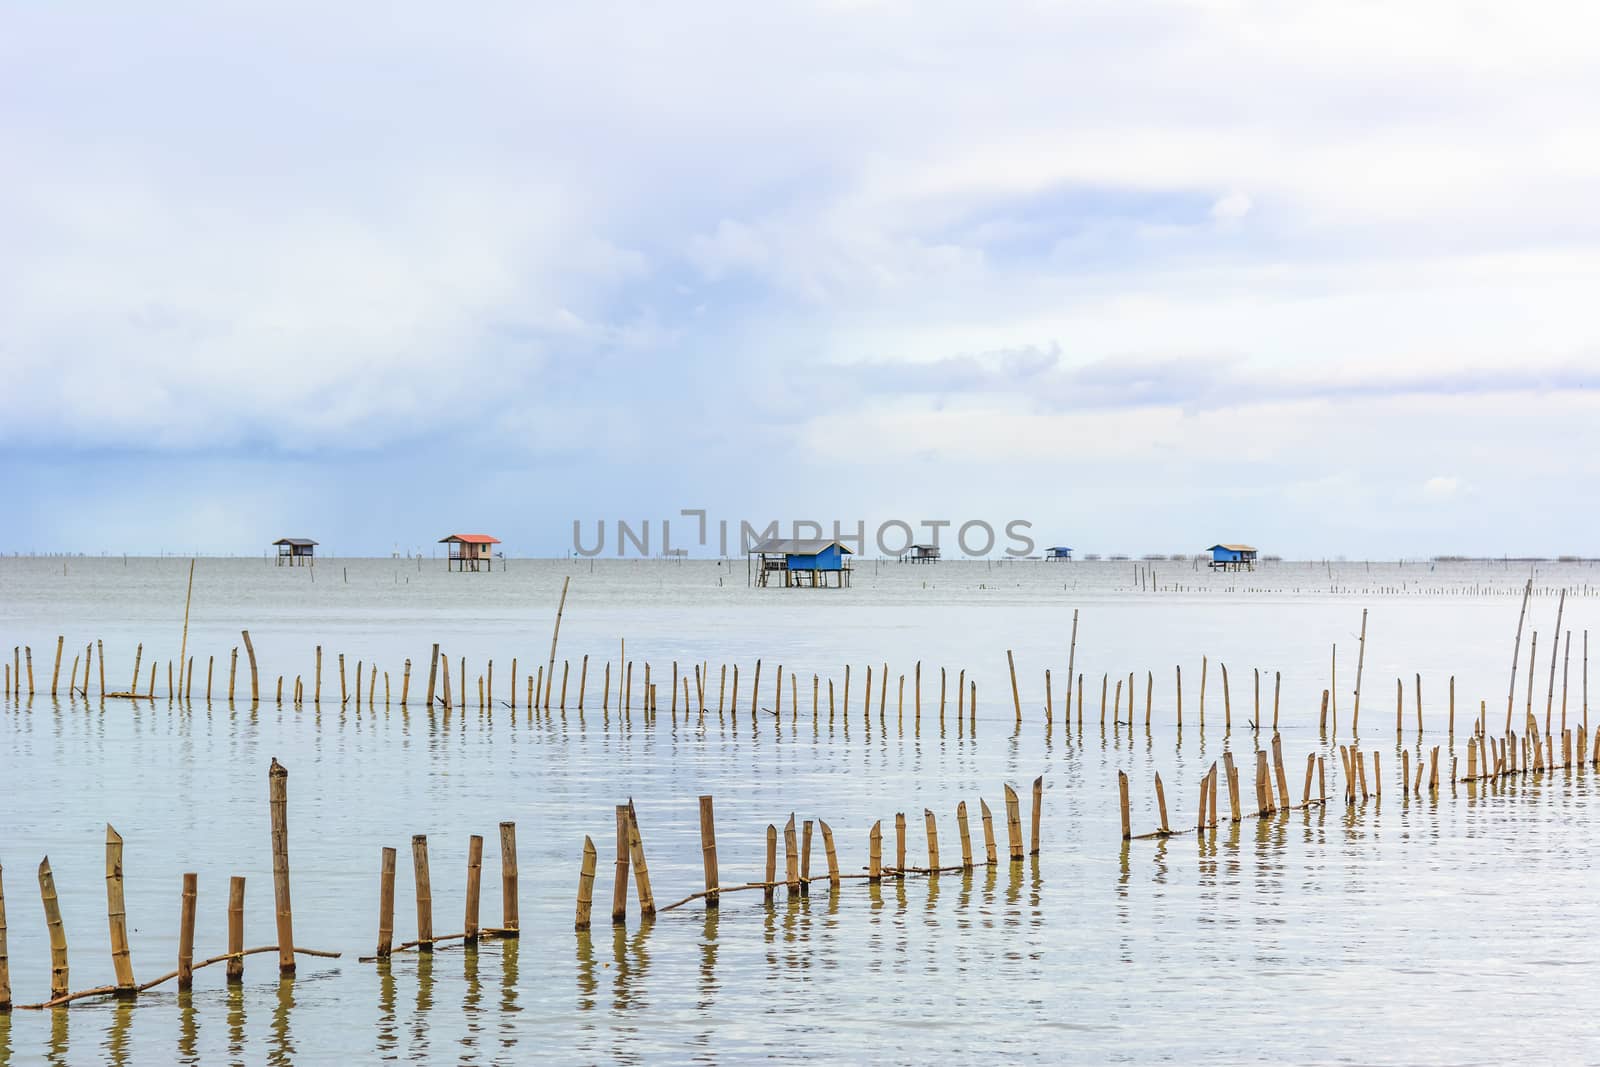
[439,533,501,544]
[751,538,854,555]
[273,538,318,547]
[1208,543,1257,552]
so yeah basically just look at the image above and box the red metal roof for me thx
[439,533,501,544]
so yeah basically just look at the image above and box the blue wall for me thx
[1211,546,1245,563]
[788,545,846,571]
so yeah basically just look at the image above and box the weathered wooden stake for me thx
[268,758,295,973]
[820,819,841,888]
[575,836,597,931]
[980,799,998,864]
[106,825,136,995]
[1117,772,1131,840]
[39,858,68,1000]
[611,807,631,925]
[1030,776,1043,855]
[377,848,396,957]
[412,835,434,952]
[226,876,245,983]
[177,872,197,990]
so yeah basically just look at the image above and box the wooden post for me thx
[97,640,105,697]
[1200,656,1207,726]
[178,872,197,990]
[425,644,439,708]
[980,799,998,864]
[956,801,973,869]
[228,648,238,703]
[1302,753,1316,805]
[1272,671,1281,731]
[915,660,922,726]
[1353,608,1368,733]
[546,575,571,709]
[924,810,940,871]
[338,653,347,706]
[784,816,801,896]
[1255,750,1272,814]
[268,758,295,973]
[1007,650,1022,724]
[1396,677,1403,733]
[698,796,719,907]
[242,630,259,704]
[226,877,245,982]
[765,825,779,900]
[612,807,631,925]
[1117,772,1131,840]
[1221,662,1231,730]
[1030,775,1043,855]
[1066,609,1078,721]
[1223,752,1241,821]
[575,836,597,931]
[463,834,483,944]
[1547,588,1567,734]
[206,655,214,702]
[128,642,139,697]
[1507,578,1531,734]
[801,819,814,895]
[493,822,518,937]
[1154,773,1171,833]
[39,858,69,1000]
[377,848,396,958]
[810,818,836,889]
[1146,671,1154,726]
[1176,664,1182,726]
[868,821,882,883]
[50,635,62,697]
[1449,675,1455,734]
[314,645,323,705]
[894,813,907,878]
[0,862,9,1013]
[106,825,136,995]
[412,835,434,951]
[626,801,655,918]
[1271,735,1290,810]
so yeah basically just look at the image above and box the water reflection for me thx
[178,990,199,1064]
[375,959,397,1056]
[498,938,521,1057]
[269,977,296,1066]
[226,980,246,1062]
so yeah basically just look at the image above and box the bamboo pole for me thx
[924,810,940,871]
[869,821,882,883]
[915,660,922,726]
[894,813,907,878]
[1353,609,1367,733]
[1223,752,1241,821]
[1221,663,1231,730]
[546,575,571,710]
[98,640,105,697]
[765,825,779,900]
[206,656,214,702]
[177,872,197,990]
[980,799,998,864]
[820,819,841,888]
[1176,665,1182,726]
[176,559,195,697]
[575,836,597,931]
[492,822,517,938]
[1396,677,1403,733]
[412,835,433,951]
[626,801,655,918]
[1272,671,1280,731]
[1154,773,1170,834]
[699,796,719,907]
[377,848,396,958]
[1030,776,1043,855]
[268,758,295,973]
[314,645,323,705]
[1146,671,1154,726]
[956,801,973,869]
[1271,735,1290,810]
[128,642,139,697]
[105,825,136,995]
[464,834,483,944]
[39,858,68,1000]
[226,877,244,983]
[1117,772,1131,840]
[1561,631,1571,734]
[1066,609,1078,721]
[1507,578,1531,734]
[611,807,630,925]
[801,820,813,895]
[1007,650,1022,724]
[1004,785,1024,860]
[425,644,439,708]
[1199,656,1207,726]
[51,635,62,697]
[1547,588,1567,734]
[0,862,9,1013]
[785,816,801,896]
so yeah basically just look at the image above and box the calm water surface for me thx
[2,557,1598,1064]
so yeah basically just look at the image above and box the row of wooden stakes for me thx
[0,760,337,1013]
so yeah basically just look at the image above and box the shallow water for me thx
[1,557,1598,1064]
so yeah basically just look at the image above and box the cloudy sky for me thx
[3,2,1597,557]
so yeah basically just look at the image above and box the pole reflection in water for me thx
[697,907,720,1010]
[46,1004,70,1067]
[105,997,134,1067]
[610,919,653,1014]
[269,976,296,1067]
[498,938,521,1057]
[178,989,199,1065]
[574,930,597,1013]
[226,981,246,1063]
[375,959,398,1057]
[409,953,434,1061]
[461,944,483,1060]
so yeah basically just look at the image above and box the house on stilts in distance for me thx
[748,538,854,588]
[273,538,317,566]
[440,533,501,572]
[1207,544,1258,571]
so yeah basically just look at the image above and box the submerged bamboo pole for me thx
[956,801,973,869]
[1007,650,1022,724]
[785,816,801,895]
[698,796,720,907]
[820,819,841,888]
[626,801,656,918]
[464,835,483,944]
[612,807,630,925]
[980,799,998,864]
[868,821,882,883]
[377,848,396,958]
[412,835,433,951]
[242,630,259,703]
[575,836,597,931]
[1117,772,1131,840]
[1353,608,1368,732]
[177,872,197,990]
[105,826,136,995]
[50,635,62,697]
[924,810,940,871]
[546,575,571,709]
[0,863,9,1013]
[766,825,779,900]
[268,759,295,973]
[1507,578,1532,734]
[1066,609,1078,721]
[894,813,907,878]
[226,877,244,982]
[39,858,68,1000]
[496,822,518,936]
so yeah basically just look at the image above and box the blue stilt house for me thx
[1046,546,1073,562]
[749,538,855,588]
[1207,544,1258,571]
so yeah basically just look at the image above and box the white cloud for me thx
[1423,476,1462,498]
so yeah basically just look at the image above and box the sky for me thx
[3,2,1598,558]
